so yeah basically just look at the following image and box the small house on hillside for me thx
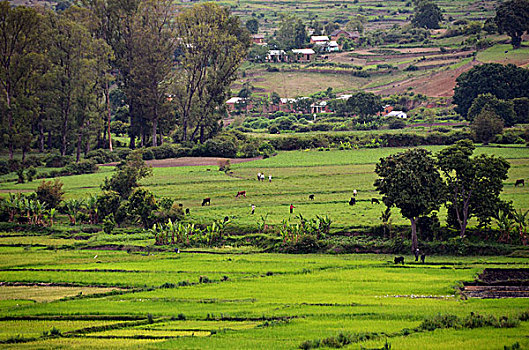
[226,97,249,113]
[330,29,360,43]
[292,48,315,62]
[266,50,287,63]
[310,35,330,44]
[386,110,407,119]
[311,101,331,114]
[251,34,266,45]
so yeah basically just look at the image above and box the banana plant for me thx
[512,209,529,245]
[85,195,99,224]
[495,209,514,243]
[64,199,85,225]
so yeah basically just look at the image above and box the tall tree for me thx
[276,14,296,50]
[411,0,443,29]
[130,0,176,147]
[438,139,510,238]
[494,0,529,49]
[467,93,516,127]
[374,149,445,253]
[0,2,41,159]
[470,107,504,145]
[172,3,251,142]
[346,91,383,122]
[453,63,529,118]
[245,18,259,34]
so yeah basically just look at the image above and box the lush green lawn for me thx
[0,245,528,349]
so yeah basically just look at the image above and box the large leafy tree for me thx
[172,3,251,142]
[467,93,516,127]
[0,2,41,159]
[494,0,529,49]
[470,107,504,145]
[411,0,443,29]
[346,91,382,122]
[374,149,445,253]
[245,18,259,34]
[453,63,529,118]
[438,140,510,238]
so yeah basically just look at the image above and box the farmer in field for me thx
[261,174,265,181]
[251,204,256,214]
[257,172,261,181]
[290,203,295,214]
[269,174,272,182]
[353,189,357,197]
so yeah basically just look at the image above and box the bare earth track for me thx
[100,156,262,168]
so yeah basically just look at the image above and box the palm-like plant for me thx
[65,199,85,225]
[512,209,529,245]
[495,209,514,243]
[85,195,99,224]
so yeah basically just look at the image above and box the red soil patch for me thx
[100,156,262,168]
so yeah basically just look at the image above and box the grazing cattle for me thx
[224,216,229,222]
[349,197,356,206]
[515,179,525,187]
[420,254,426,263]
[185,208,190,215]
[394,256,404,264]
[309,194,315,200]
[371,198,380,205]
[236,191,246,198]
[201,197,211,206]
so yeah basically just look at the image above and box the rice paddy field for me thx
[0,248,528,349]
[0,144,528,348]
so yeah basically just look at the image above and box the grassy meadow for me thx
[2,145,528,232]
[0,145,528,348]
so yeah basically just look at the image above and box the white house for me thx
[386,111,408,119]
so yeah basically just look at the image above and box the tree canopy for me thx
[374,148,445,253]
[346,91,383,121]
[437,139,510,237]
[494,0,529,49]
[411,0,443,29]
[453,63,529,118]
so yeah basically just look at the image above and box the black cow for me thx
[349,197,356,206]
[394,256,404,264]
[185,208,190,215]
[309,194,315,200]
[201,197,211,206]
[420,254,426,263]
[515,179,525,187]
[371,198,380,204]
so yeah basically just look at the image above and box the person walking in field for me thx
[268,175,272,182]
[261,174,265,181]
[289,203,295,214]
[257,172,261,181]
[251,204,256,215]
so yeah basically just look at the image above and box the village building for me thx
[251,34,266,45]
[292,48,315,62]
[266,49,287,63]
[310,35,330,44]
[386,110,408,118]
[311,100,331,114]
[330,29,360,43]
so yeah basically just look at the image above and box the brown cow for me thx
[236,191,246,198]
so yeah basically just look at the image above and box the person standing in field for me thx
[251,204,255,214]
[268,175,272,182]
[257,172,261,181]
[290,203,295,214]
[353,189,357,197]
[261,174,265,181]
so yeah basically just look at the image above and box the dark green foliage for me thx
[36,179,65,209]
[26,167,37,182]
[45,154,73,168]
[0,160,9,175]
[453,63,529,118]
[346,91,383,121]
[438,140,510,235]
[101,151,152,198]
[86,149,120,164]
[200,137,238,158]
[494,0,529,49]
[512,97,529,124]
[374,149,445,253]
[467,94,516,127]
[471,108,504,145]
[63,160,98,175]
[103,214,116,234]
[411,0,443,29]
[127,188,158,228]
[96,191,121,220]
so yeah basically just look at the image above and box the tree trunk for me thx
[5,87,14,160]
[152,117,158,147]
[47,130,52,150]
[76,123,84,163]
[410,217,418,254]
[106,81,113,151]
[38,120,45,153]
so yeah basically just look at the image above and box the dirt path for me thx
[100,156,263,168]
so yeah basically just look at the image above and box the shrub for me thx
[103,214,116,234]
[201,138,238,158]
[101,150,152,198]
[63,160,98,175]
[36,179,65,209]
[127,188,158,228]
[23,155,42,167]
[116,148,132,160]
[16,168,25,183]
[0,160,10,175]
[86,149,119,164]
[96,191,121,219]
[8,159,21,172]
[45,154,72,168]
[26,167,37,182]
[151,144,178,159]
[142,148,154,160]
